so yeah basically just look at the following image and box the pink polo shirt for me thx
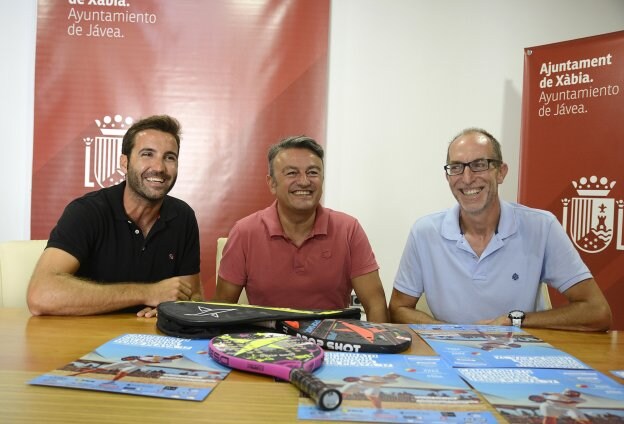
[218,201,379,309]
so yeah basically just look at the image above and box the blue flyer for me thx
[459,367,624,423]
[30,333,230,401]
[409,324,524,333]
[298,352,497,423]
[413,326,590,369]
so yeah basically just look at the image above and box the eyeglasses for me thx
[443,158,501,176]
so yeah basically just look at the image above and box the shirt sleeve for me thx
[393,225,424,297]
[542,215,592,292]
[47,199,98,264]
[217,223,247,286]
[348,219,380,279]
[177,207,201,276]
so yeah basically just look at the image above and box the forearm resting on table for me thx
[388,289,443,324]
[28,274,196,316]
[391,306,443,324]
[518,279,612,332]
[522,302,611,332]
[28,275,145,315]
[362,303,390,323]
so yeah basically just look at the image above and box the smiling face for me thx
[120,128,179,204]
[446,131,507,217]
[267,147,324,215]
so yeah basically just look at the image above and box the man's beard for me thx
[125,167,176,203]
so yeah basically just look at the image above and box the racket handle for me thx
[290,368,342,411]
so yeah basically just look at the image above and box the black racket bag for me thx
[157,301,361,339]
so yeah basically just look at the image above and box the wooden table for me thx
[1,308,622,423]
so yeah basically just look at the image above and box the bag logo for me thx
[185,305,238,318]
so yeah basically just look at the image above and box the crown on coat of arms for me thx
[571,176,616,197]
[95,115,134,137]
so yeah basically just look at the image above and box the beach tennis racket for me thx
[208,332,342,411]
[266,319,413,353]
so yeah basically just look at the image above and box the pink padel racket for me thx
[209,332,341,410]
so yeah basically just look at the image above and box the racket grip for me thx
[290,368,342,411]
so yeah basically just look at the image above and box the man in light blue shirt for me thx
[389,128,612,331]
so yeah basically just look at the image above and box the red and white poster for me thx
[32,0,330,297]
[519,31,624,329]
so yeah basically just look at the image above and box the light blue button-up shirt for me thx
[393,200,591,324]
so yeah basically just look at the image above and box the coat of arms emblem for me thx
[83,115,134,188]
[561,176,623,253]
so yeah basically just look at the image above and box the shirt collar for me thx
[110,182,129,221]
[263,200,328,238]
[496,200,517,239]
[109,181,175,223]
[441,199,517,240]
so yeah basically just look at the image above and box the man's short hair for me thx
[122,115,181,156]
[446,127,503,163]
[267,135,324,177]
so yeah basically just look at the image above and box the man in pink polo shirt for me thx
[213,136,389,322]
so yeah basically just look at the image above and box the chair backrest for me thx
[216,237,248,304]
[416,293,433,315]
[0,240,47,307]
[537,282,553,311]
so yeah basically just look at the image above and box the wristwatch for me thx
[508,310,526,327]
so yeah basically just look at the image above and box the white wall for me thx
[1,0,37,241]
[324,0,624,297]
[2,0,623,299]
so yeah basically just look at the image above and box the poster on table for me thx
[411,325,590,370]
[519,30,624,329]
[459,367,624,423]
[30,334,230,401]
[298,352,497,424]
[32,0,330,297]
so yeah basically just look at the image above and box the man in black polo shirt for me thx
[27,115,201,317]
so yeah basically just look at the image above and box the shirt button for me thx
[134,229,140,235]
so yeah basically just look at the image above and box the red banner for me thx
[32,0,330,297]
[519,31,624,329]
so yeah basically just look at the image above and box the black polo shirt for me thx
[47,182,200,283]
